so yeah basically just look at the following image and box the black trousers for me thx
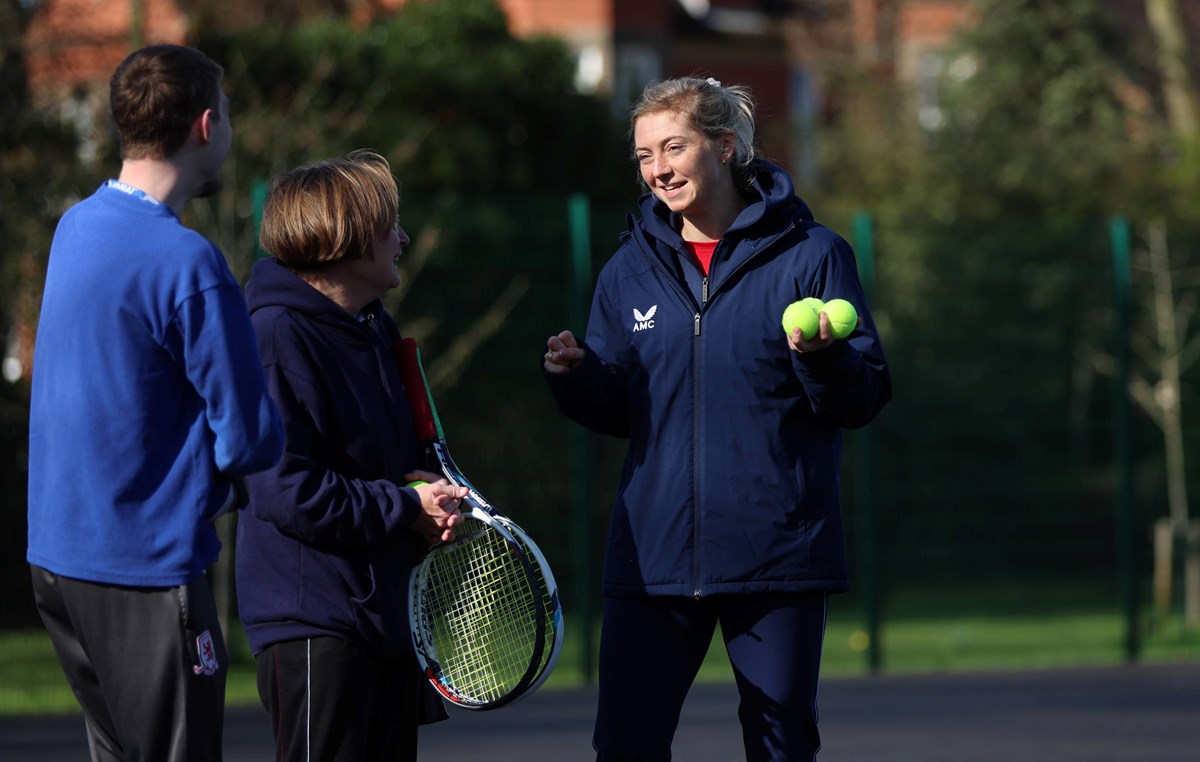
[594,593,828,762]
[255,637,427,762]
[30,564,227,762]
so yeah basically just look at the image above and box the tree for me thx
[0,0,105,626]
[1124,0,1200,628]
[1,0,635,627]
[1119,221,1200,628]
[812,0,1200,598]
[186,0,633,376]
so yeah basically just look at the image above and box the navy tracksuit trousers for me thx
[593,592,828,761]
[255,637,428,762]
[31,565,227,762]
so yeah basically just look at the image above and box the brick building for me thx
[22,0,188,97]
[19,0,983,171]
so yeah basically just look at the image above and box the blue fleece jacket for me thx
[27,182,284,587]
[545,161,892,598]
[236,257,426,656]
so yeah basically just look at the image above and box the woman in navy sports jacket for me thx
[542,77,891,760]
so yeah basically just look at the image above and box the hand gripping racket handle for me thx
[393,337,439,442]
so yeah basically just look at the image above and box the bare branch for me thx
[426,275,531,393]
[1128,375,1165,428]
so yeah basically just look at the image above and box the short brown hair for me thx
[259,150,400,271]
[110,44,224,160]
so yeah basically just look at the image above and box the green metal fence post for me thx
[1109,215,1139,663]
[568,193,595,684]
[130,0,144,49]
[852,210,881,674]
[252,179,268,259]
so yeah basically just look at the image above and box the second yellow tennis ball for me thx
[406,480,429,488]
[781,301,819,340]
[823,298,858,339]
[799,297,825,314]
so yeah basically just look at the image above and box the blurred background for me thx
[3,0,1199,714]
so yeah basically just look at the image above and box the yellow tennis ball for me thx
[849,630,871,652]
[823,298,858,339]
[406,480,429,488]
[781,301,819,340]
[799,296,825,314]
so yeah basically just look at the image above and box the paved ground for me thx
[2,663,1198,760]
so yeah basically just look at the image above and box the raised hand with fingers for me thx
[543,330,585,374]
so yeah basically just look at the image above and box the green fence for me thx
[3,195,1199,713]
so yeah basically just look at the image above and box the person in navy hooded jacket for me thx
[237,150,467,762]
[543,77,891,760]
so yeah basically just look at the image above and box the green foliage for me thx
[921,0,1148,219]
[813,1,1200,596]
[184,3,638,630]
[194,0,630,200]
[815,0,1176,415]
[0,0,102,342]
[0,1,107,628]
[5,0,1197,659]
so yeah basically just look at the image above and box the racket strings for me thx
[416,518,542,703]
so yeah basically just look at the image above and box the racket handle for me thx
[393,338,439,442]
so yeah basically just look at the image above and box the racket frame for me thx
[491,513,564,697]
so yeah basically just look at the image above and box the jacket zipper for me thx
[362,313,406,438]
[639,229,784,598]
[704,223,795,303]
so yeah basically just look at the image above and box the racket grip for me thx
[393,338,439,442]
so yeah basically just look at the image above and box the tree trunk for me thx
[1146,222,1190,535]
[1145,221,1195,629]
[1146,0,1199,139]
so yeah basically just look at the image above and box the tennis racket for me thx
[394,337,563,709]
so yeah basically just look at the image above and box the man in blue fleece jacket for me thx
[26,45,283,761]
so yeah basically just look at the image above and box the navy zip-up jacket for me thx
[236,257,425,656]
[546,160,891,598]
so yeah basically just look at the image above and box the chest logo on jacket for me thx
[632,305,658,332]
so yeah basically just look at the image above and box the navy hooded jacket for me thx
[545,160,892,598]
[236,257,426,656]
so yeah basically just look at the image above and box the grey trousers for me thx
[30,565,227,762]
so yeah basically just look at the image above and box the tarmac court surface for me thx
[1,663,1197,760]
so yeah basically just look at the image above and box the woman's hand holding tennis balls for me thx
[782,297,860,353]
[543,330,585,374]
[405,472,467,544]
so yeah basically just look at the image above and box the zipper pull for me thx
[694,312,701,336]
[702,276,709,304]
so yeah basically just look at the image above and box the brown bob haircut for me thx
[109,44,224,161]
[259,150,399,271]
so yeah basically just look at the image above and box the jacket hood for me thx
[638,159,814,244]
[246,257,383,340]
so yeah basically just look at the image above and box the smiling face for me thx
[349,222,408,300]
[634,110,734,230]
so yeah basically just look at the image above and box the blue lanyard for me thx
[105,179,164,208]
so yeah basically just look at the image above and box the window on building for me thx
[611,44,662,120]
